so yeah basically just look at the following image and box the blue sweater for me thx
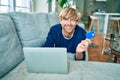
[44,24,86,54]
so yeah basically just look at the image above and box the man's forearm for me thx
[75,52,83,60]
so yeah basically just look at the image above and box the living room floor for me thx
[84,21,120,63]
[88,33,120,64]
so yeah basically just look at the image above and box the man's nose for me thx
[67,19,72,25]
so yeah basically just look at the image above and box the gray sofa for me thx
[0,12,86,78]
[0,12,60,78]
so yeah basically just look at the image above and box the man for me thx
[44,8,91,60]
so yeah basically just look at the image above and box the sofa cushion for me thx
[0,15,24,78]
[9,12,52,47]
[47,12,59,27]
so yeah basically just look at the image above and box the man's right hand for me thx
[75,39,91,59]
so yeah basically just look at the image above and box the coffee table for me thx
[104,34,120,63]
[109,36,120,63]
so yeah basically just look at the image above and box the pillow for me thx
[8,12,50,47]
[47,12,59,27]
[0,15,24,78]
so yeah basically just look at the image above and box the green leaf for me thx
[58,0,68,8]
[47,0,52,3]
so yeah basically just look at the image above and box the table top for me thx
[93,12,120,16]
[110,41,120,54]
[106,34,120,54]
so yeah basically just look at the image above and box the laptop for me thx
[23,47,68,74]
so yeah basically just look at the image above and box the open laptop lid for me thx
[23,47,68,74]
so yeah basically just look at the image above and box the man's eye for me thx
[64,18,68,20]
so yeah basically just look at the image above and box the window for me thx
[0,0,9,13]
[15,0,31,12]
[0,0,32,13]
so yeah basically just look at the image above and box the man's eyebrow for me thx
[63,17,68,19]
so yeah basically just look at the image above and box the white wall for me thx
[33,0,48,12]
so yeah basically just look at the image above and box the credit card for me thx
[86,31,95,39]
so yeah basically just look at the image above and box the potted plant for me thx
[47,0,73,8]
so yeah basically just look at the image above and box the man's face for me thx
[60,18,78,34]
